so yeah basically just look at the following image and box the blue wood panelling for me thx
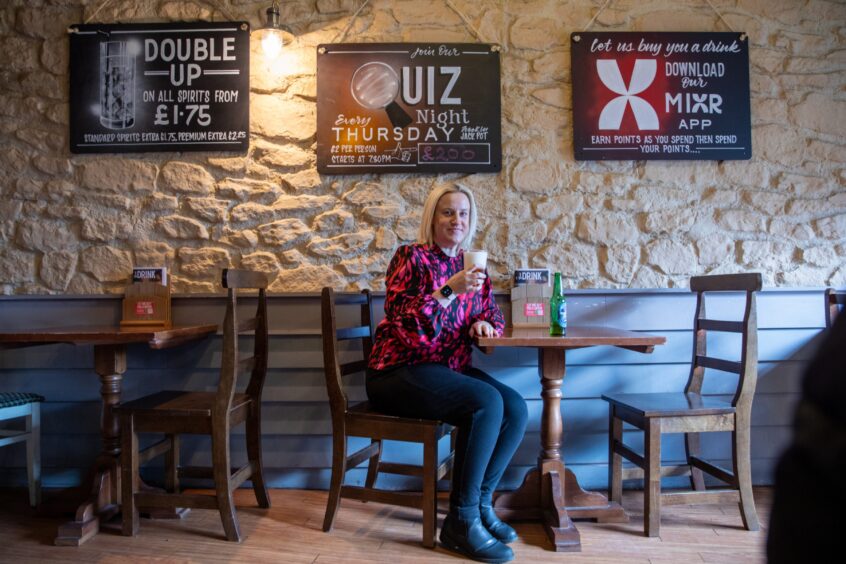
[0,289,829,492]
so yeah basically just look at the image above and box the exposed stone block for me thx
[160,161,215,195]
[271,264,345,291]
[81,159,157,194]
[257,218,310,247]
[133,241,175,268]
[603,245,640,283]
[576,212,640,244]
[17,219,72,251]
[646,239,697,275]
[314,210,355,233]
[80,246,133,283]
[184,197,229,223]
[511,16,562,50]
[217,178,280,202]
[252,94,315,141]
[241,252,280,279]
[308,231,375,256]
[716,210,767,232]
[696,234,734,266]
[0,249,34,284]
[815,215,846,239]
[156,216,209,239]
[179,247,231,277]
[40,250,76,290]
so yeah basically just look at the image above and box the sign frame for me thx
[68,21,250,154]
[316,42,502,175]
[571,31,751,161]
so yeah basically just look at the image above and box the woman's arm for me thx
[383,246,448,347]
[470,273,505,334]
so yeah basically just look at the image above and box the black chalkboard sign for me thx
[316,43,502,174]
[571,32,750,160]
[69,22,249,154]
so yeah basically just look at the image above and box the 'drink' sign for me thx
[69,22,249,154]
[571,32,750,160]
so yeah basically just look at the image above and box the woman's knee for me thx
[502,389,528,429]
[469,383,504,421]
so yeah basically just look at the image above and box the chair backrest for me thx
[686,273,762,412]
[320,288,374,420]
[218,269,269,416]
[825,288,845,329]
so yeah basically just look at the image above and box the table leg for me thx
[55,344,125,546]
[494,347,628,551]
[495,348,580,551]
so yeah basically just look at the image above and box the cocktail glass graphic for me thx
[99,41,135,129]
[350,61,412,128]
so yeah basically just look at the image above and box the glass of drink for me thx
[463,249,487,271]
[99,41,135,129]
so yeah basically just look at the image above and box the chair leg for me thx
[608,405,623,505]
[165,434,179,494]
[644,420,662,537]
[246,403,271,508]
[733,425,760,531]
[25,403,41,507]
[364,439,382,490]
[120,413,139,536]
[212,427,241,542]
[447,427,457,482]
[323,433,347,532]
[422,431,437,548]
[684,431,706,491]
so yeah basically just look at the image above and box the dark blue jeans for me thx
[366,363,528,520]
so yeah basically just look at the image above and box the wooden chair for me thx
[602,273,762,537]
[824,287,845,328]
[0,392,43,506]
[321,287,455,548]
[117,269,271,541]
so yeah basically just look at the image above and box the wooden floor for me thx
[0,487,770,563]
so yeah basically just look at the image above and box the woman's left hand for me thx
[469,321,498,338]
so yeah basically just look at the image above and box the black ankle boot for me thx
[480,505,518,544]
[440,513,514,563]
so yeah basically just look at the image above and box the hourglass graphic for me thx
[99,41,136,129]
[350,62,412,128]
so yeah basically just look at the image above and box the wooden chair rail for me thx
[690,273,762,292]
[698,319,745,333]
[695,355,743,374]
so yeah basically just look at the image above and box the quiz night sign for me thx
[69,22,249,154]
[316,43,502,174]
[571,32,750,160]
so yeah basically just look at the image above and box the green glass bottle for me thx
[549,272,567,336]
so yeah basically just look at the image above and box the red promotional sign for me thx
[571,32,750,160]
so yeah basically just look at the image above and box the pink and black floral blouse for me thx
[368,244,505,374]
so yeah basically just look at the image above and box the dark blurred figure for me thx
[767,311,846,562]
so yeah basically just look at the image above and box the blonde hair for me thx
[417,184,478,250]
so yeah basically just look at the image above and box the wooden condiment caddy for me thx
[121,270,171,328]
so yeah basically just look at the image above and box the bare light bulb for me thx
[262,31,282,59]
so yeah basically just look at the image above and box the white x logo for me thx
[596,59,659,130]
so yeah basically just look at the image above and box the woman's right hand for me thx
[445,266,486,295]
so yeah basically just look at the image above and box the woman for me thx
[367,184,528,564]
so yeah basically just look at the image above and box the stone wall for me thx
[0,0,844,294]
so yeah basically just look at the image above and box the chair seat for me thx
[117,390,251,417]
[0,392,45,408]
[602,392,735,418]
[348,400,447,427]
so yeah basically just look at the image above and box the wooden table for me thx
[476,326,666,552]
[0,324,218,546]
